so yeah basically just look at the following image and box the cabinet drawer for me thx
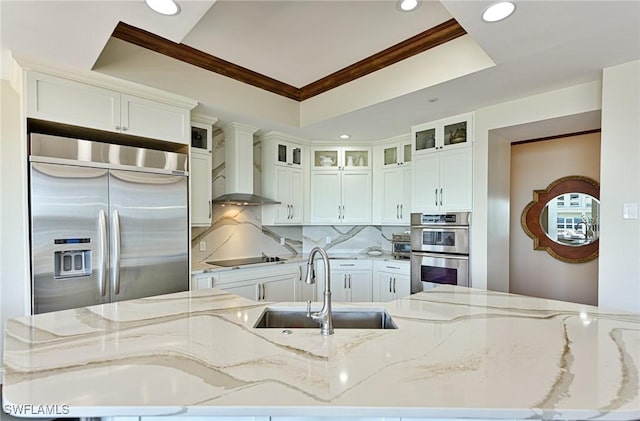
[374,260,410,275]
[216,263,300,285]
[329,259,372,271]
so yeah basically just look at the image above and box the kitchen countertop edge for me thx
[191,253,409,274]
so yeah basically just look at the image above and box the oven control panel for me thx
[411,212,471,226]
[422,214,457,224]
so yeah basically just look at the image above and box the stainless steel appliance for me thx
[391,233,411,259]
[410,212,470,292]
[29,133,189,314]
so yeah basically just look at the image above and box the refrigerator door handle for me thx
[112,209,121,295]
[98,209,108,297]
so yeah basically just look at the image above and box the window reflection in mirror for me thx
[540,193,600,247]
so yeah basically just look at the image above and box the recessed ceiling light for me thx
[145,0,181,16]
[339,134,351,139]
[398,0,419,12]
[482,1,515,22]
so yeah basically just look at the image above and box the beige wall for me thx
[509,133,601,305]
[472,81,602,292]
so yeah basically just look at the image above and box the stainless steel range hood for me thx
[212,122,280,206]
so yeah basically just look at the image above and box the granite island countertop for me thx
[2,285,639,420]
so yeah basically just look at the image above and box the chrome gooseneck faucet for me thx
[305,247,334,335]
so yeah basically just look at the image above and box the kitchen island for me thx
[2,285,639,420]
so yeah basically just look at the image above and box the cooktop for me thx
[207,256,286,267]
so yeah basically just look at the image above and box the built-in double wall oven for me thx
[410,212,470,293]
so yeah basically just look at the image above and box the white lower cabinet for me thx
[315,260,373,302]
[373,260,411,302]
[217,266,297,302]
[191,272,216,290]
[191,263,315,302]
[334,269,373,302]
[192,258,411,304]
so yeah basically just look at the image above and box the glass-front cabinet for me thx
[312,146,370,170]
[382,139,412,167]
[310,145,372,224]
[412,113,472,154]
[277,142,302,167]
[261,132,307,225]
[190,114,218,227]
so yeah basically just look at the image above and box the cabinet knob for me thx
[121,127,128,131]
[115,126,121,130]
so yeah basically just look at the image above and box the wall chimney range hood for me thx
[212,122,280,206]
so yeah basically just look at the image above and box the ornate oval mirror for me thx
[521,176,600,263]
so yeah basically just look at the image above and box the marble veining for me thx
[4,286,639,419]
[302,225,407,254]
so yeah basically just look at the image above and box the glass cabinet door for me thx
[191,126,208,150]
[444,121,468,147]
[314,149,339,168]
[292,146,302,165]
[383,146,398,166]
[415,127,436,152]
[403,143,412,163]
[277,143,288,165]
[277,142,303,166]
[344,148,369,168]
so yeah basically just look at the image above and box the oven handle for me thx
[411,251,469,260]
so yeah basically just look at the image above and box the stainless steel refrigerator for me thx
[29,133,189,314]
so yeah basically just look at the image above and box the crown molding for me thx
[111,18,466,102]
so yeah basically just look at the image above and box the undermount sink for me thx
[253,308,398,330]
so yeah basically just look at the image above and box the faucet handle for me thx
[306,300,312,317]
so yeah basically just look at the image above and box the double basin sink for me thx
[254,308,398,330]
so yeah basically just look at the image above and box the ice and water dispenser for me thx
[53,238,91,279]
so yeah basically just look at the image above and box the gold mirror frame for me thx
[521,175,600,263]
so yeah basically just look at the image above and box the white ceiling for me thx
[1,0,639,142]
[183,1,454,87]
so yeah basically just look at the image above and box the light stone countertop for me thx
[2,285,639,420]
[191,253,407,274]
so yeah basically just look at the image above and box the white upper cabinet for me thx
[411,113,473,213]
[190,115,217,227]
[374,136,412,225]
[381,140,412,167]
[262,132,307,225]
[26,71,194,145]
[275,141,303,168]
[311,146,370,170]
[411,112,472,155]
[380,166,412,224]
[120,94,190,143]
[310,146,372,224]
[412,147,472,212]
